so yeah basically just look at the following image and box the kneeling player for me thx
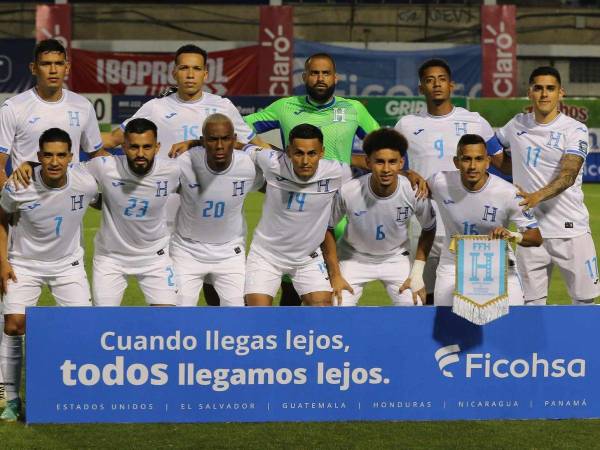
[0,129,98,421]
[429,134,543,306]
[326,128,436,306]
[244,124,352,306]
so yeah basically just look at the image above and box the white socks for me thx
[0,333,24,402]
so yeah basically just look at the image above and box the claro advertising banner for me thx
[27,307,597,423]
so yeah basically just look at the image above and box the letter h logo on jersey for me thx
[232,180,246,197]
[71,195,84,211]
[547,131,562,149]
[482,205,498,222]
[332,108,346,123]
[155,181,168,197]
[396,206,410,223]
[454,122,468,136]
[67,111,80,127]
[469,242,494,283]
[317,179,331,193]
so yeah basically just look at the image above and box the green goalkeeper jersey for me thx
[244,95,379,164]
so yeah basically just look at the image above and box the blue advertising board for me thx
[27,307,597,423]
[0,39,35,93]
[294,40,481,97]
[583,152,600,183]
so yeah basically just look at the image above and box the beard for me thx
[306,83,336,103]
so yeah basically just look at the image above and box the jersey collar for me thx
[461,172,491,194]
[425,106,455,120]
[305,95,336,110]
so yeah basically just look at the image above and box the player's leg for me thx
[244,249,283,306]
[0,302,4,408]
[547,234,600,305]
[381,254,419,306]
[136,256,179,306]
[48,260,93,308]
[337,259,366,306]
[516,243,552,305]
[410,217,439,304]
[507,263,525,306]
[211,254,245,307]
[92,256,128,306]
[171,249,206,306]
[0,272,42,421]
[292,254,333,306]
[433,264,455,306]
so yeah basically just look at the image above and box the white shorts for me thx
[516,233,600,303]
[92,252,178,306]
[2,259,91,315]
[410,217,442,295]
[338,254,419,306]
[244,248,332,298]
[171,246,245,307]
[434,262,524,307]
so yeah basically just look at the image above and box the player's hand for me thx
[168,140,196,158]
[0,261,17,295]
[488,226,511,240]
[9,163,33,189]
[405,170,429,199]
[399,278,425,306]
[330,273,354,306]
[516,185,543,210]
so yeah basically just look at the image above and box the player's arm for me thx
[0,153,8,187]
[321,228,353,306]
[488,226,542,247]
[487,128,512,175]
[517,153,583,210]
[101,127,124,149]
[490,150,512,175]
[0,204,17,294]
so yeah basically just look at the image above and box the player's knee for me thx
[302,292,333,307]
[4,314,25,336]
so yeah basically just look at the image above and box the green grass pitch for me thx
[2,185,599,448]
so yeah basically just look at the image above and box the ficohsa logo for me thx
[435,345,586,379]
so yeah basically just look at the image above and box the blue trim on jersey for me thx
[422,222,437,232]
[0,146,9,154]
[526,222,539,229]
[119,123,126,131]
[94,142,103,150]
[565,149,587,159]
[247,130,256,141]
[356,126,367,139]
[253,120,280,134]
[486,135,504,156]
[306,96,336,109]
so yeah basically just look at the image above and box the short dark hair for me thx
[39,128,72,153]
[456,134,487,156]
[418,58,451,80]
[124,118,158,139]
[175,44,208,66]
[363,128,408,157]
[528,66,561,85]
[304,53,336,71]
[34,39,67,62]
[289,123,323,144]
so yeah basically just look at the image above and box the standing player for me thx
[0,129,98,421]
[172,114,264,306]
[0,38,103,407]
[244,124,352,306]
[244,53,379,306]
[429,134,542,306]
[490,66,600,305]
[325,129,436,306]
[395,59,496,304]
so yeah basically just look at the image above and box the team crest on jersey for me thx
[547,131,562,149]
[67,111,80,127]
[454,122,467,136]
[332,108,346,123]
[71,194,84,211]
[317,179,331,193]
[396,207,410,223]
[482,205,498,222]
[232,181,246,197]
[155,181,169,197]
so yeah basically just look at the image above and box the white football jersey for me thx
[0,88,102,168]
[122,92,255,159]
[84,156,180,262]
[0,165,98,267]
[395,106,495,237]
[248,148,352,266]
[494,112,590,238]
[331,174,436,263]
[174,146,264,260]
[429,171,539,265]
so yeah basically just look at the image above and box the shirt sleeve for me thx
[355,101,379,139]
[492,122,511,155]
[510,191,539,231]
[564,124,589,160]
[328,190,346,229]
[80,101,103,153]
[0,102,17,157]
[414,197,436,232]
[120,100,155,130]
[224,99,255,143]
[0,183,18,213]
[243,101,281,134]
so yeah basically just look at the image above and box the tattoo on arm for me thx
[536,154,583,202]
